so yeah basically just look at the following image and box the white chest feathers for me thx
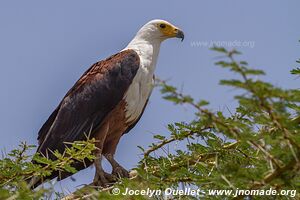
[123,65,154,123]
[122,37,161,123]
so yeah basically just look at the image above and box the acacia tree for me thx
[0,47,299,200]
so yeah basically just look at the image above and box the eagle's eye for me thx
[159,24,166,29]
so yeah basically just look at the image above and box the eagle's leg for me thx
[105,153,129,179]
[102,122,129,179]
[92,122,115,187]
[92,151,116,187]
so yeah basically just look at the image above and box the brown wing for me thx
[36,49,140,159]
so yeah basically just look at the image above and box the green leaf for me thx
[153,135,166,140]
[197,100,209,107]
[291,67,300,75]
[210,46,228,53]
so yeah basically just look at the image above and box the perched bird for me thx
[32,19,184,187]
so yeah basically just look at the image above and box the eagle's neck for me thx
[124,35,162,74]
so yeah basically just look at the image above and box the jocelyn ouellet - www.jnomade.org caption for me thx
[110,187,297,198]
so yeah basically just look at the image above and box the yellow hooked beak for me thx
[159,23,184,41]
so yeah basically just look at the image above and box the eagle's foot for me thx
[93,170,116,187]
[104,153,129,179]
[112,165,129,179]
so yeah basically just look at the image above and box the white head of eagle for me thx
[129,19,184,42]
[31,19,184,188]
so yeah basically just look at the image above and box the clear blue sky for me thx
[0,0,299,194]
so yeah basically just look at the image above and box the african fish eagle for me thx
[32,19,184,187]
